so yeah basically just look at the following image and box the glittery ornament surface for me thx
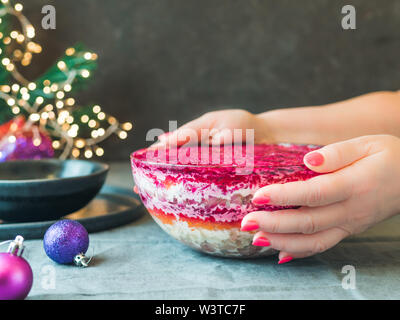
[43,220,89,264]
[0,117,54,162]
[0,116,25,137]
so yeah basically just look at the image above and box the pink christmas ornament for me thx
[0,236,33,300]
[0,118,54,162]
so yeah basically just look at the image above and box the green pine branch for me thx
[28,43,98,105]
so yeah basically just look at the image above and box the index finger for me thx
[252,172,352,207]
[159,118,213,147]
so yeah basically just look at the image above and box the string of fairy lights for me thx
[0,0,132,159]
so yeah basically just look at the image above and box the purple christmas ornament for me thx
[0,126,54,162]
[0,236,33,300]
[44,220,90,266]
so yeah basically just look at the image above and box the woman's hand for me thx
[241,135,400,264]
[156,109,273,146]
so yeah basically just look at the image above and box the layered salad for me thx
[131,143,320,258]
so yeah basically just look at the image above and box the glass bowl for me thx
[130,143,320,258]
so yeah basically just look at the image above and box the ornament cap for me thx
[7,235,25,257]
[73,253,91,268]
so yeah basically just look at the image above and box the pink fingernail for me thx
[304,152,324,166]
[133,186,139,194]
[240,221,259,232]
[252,237,270,247]
[278,256,293,265]
[252,195,270,205]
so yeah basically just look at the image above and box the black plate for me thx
[0,185,145,240]
[0,159,109,222]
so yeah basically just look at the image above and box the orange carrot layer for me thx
[148,208,241,230]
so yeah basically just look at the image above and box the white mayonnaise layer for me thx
[151,215,276,258]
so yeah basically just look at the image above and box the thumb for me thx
[303,136,379,173]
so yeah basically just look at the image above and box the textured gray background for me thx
[21,0,400,159]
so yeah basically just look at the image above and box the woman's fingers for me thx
[252,172,352,207]
[242,202,348,234]
[158,115,216,147]
[277,251,314,263]
[252,136,384,207]
[161,127,198,147]
[303,135,379,173]
[210,128,235,145]
[252,227,350,255]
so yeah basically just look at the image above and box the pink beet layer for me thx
[131,144,321,223]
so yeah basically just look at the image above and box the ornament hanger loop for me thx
[0,236,26,257]
[73,246,94,268]
[0,240,12,248]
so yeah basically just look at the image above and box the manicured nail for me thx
[278,256,293,265]
[304,152,324,166]
[240,221,259,232]
[252,237,270,247]
[252,195,270,205]
[133,186,139,193]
